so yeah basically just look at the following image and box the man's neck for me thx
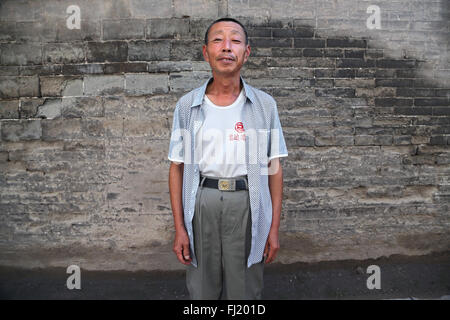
[206,74,242,97]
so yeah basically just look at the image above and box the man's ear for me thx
[202,44,209,63]
[243,45,251,63]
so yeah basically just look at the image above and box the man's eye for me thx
[232,40,241,43]
[213,38,222,42]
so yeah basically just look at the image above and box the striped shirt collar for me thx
[190,75,256,108]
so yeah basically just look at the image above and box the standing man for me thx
[168,17,288,300]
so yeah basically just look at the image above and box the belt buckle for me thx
[218,179,236,191]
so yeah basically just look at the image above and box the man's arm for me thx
[264,157,283,263]
[169,162,192,265]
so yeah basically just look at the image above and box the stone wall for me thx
[0,0,449,271]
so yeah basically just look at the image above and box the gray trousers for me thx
[186,175,265,300]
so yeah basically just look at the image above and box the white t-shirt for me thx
[197,89,247,178]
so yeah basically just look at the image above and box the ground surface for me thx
[1,251,449,300]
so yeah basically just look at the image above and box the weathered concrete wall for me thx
[0,0,449,271]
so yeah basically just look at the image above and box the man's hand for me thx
[263,228,280,264]
[169,162,191,265]
[173,228,192,265]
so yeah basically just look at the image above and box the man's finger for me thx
[176,250,189,265]
[182,243,191,261]
[266,248,277,263]
[266,244,279,264]
[263,241,269,259]
[265,247,273,263]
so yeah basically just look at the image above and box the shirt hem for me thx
[168,156,184,164]
[268,153,288,161]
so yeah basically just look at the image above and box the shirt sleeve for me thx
[268,101,288,161]
[168,104,184,164]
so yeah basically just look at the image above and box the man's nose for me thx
[222,39,232,51]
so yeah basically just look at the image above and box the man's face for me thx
[202,21,251,77]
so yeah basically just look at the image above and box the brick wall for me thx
[0,0,449,271]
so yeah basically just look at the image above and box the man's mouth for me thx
[218,57,234,62]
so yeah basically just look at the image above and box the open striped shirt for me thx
[168,76,288,268]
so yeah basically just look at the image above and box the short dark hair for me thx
[204,17,249,45]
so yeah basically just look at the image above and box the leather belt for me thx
[200,176,248,191]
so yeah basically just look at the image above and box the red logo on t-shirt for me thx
[235,122,244,133]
